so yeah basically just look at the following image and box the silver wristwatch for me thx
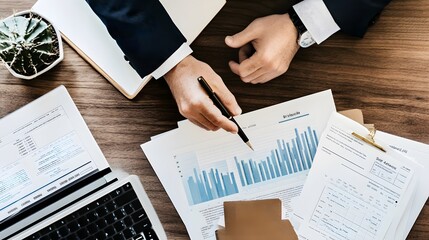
[288,8,316,48]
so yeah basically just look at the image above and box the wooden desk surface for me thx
[1,0,428,239]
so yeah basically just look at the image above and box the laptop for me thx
[32,0,226,99]
[0,86,166,240]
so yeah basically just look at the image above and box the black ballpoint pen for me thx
[198,76,254,151]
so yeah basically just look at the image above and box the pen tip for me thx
[246,142,254,151]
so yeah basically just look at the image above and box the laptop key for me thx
[58,226,70,237]
[133,218,152,234]
[94,231,106,240]
[115,189,137,207]
[76,229,89,239]
[110,188,123,198]
[113,233,126,240]
[49,230,61,240]
[123,216,133,227]
[87,223,98,234]
[67,221,80,232]
[114,220,126,232]
[143,228,159,240]
[106,212,117,224]
[131,199,143,210]
[105,225,116,237]
[131,209,147,222]
[66,234,79,240]
[123,182,132,191]
[96,218,107,229]
[77,216,90,227]
[87,211,99,222]
[123,227,136,239]
[115,208,126,219]
[96,206,109,217]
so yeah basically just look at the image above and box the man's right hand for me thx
[164,55,242,133]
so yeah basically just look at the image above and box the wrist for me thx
[164,55,194,84]
[283,13,300,50]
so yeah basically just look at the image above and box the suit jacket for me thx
[324,0,392,37]
[86,0,186,78]
[87,0,392,78]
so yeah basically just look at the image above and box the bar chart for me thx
[176,152,239,205]
[235,127,318,187]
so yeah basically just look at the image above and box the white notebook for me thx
[32,0,226,99]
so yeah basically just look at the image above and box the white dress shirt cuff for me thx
[293,0,340,44]
[151,43,193,79]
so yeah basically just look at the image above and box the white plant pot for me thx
[1,10,64,80]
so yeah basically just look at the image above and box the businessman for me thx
[86,0,391,132]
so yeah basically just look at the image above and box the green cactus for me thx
[0,12,59,76]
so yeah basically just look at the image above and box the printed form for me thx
[0,86,108,223]
[142,90,336,240]
[294,113,419,240]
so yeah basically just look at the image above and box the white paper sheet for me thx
[376,131,429,239]
[142,90,336,239]
[0,86,109,223]
[293,113,420,240]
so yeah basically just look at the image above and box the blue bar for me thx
[288,142,297,173]
[267,157,275,178]
[313,129,318,149]
[301,133,310,170]
[250,160,261,183]
[241,161,253,185]
[187,177,199,205]
[214,169,225,197]
[282,140,292,174]
[275,149,287,176]
[235,158,246,187]
[208,169,219,199]
[195,169,208,202]
[270,150,280,177]
[202,171,213,200]
[221,173,233,195]
[304,130,313,160]
[295,128,305,171]
[292,140,302,172]
[258,163,266,181]
[262,161,271,180]
[230,173,239,193]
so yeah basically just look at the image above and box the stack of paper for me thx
[291,113,429,240]
[141,90,429,240]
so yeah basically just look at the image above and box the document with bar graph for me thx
[142,90,336,240]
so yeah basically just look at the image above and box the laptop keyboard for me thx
[23,183,159,240]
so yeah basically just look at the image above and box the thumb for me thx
[225,24,257,48]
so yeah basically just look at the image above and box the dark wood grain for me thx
[1,0,428,239]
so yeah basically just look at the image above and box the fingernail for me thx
[236,107,242,115]
[225,36,232,44]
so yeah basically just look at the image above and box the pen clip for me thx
[352,125,386,152]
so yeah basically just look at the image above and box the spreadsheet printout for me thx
[142,90,336,240]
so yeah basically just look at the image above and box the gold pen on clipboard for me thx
[352,126,386,152]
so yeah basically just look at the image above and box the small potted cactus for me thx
[0,10,64,80]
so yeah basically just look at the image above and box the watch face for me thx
[299,31,316,48]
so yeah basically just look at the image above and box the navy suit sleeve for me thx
[86,0,186,77]
[323,0,392,37]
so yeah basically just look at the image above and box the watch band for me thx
[288,7,307,35]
